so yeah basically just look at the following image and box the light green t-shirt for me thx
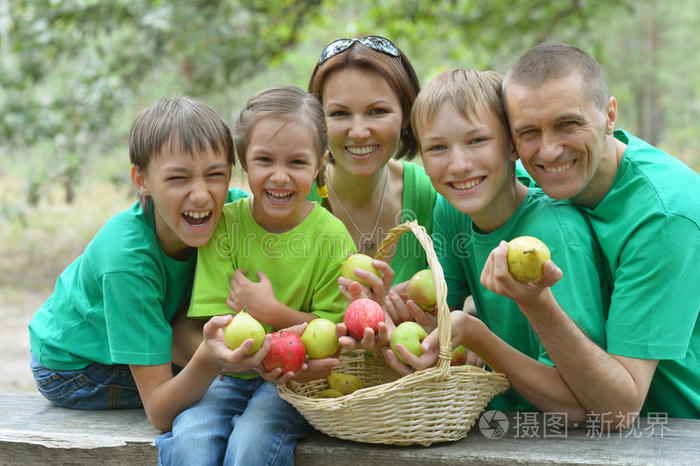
[309,161,436,285]
[29,189,250,370]
[579,130,700,418]
[188,198,356,330]
[433,188,609,412]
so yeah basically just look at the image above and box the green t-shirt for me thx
[309,161,437,285]
[188,198,356,329]
[579,130,700,418]
[28,188,250,370]
[433,188,609,412]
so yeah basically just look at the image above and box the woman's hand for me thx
[338,259,394,306]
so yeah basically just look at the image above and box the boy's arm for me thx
[481,241,657,427]
[386,310,589,422]
[131,315,271,431]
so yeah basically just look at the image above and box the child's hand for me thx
[202,315,271,373]
[228,269,279,323]
[259,361,310,385]
[480,241,563,306]
[338,259,394,306]
[336,320,391,352]
[384,283,437,332]
[290,358,341,383]
[382,337,439,375]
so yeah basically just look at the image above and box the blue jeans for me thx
[30,352,142,409]
[156,375,312,466]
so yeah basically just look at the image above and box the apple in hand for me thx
[343,298,385,340]
[301,318,339,359]
[407,269,437,312]
[262,331,306,373]
[506,236,551,283]
[341,254,381,287]
[451,345,467,366]
[389,321,428,364]
[224,310,265,354]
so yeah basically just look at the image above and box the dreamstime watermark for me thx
[478,410,671,440]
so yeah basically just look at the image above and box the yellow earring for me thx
[317,185,329,199]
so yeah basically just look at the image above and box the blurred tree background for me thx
[1,0,698,209]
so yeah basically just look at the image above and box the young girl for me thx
[383,69,610,422]
[156,86,355,466]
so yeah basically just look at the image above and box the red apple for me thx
[343,298,385,340]
[261,331,306,373]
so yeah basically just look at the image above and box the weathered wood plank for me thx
[2,391,699,466]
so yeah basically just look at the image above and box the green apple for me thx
[407,269,437,312]
[390,321,428,365]
[506,236,551,283]
[451,345,467,366]
[301,318,339,359]
[223,310,265,354]
[341,254,381,287]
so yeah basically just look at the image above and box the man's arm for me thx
[481,242,657,427]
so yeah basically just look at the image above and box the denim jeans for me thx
[156,375,312,466]
[30,352,142,409]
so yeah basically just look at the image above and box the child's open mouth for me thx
[182,210,212,226]
[265,189,294,205]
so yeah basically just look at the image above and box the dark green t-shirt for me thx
[29,188,249,370]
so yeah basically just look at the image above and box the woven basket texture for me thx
[278,221,510,446]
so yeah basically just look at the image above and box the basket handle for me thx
[374,220,452,379]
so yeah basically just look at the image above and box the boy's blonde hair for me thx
[129,96,235,209]
[411,69,507,147]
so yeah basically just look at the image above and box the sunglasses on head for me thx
[317,35,399,64]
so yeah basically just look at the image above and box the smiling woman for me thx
[306,35,437,286]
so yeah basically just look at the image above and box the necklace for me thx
[327,169,389,253]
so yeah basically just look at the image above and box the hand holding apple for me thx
[407,269,437,312]
[223,309,265,354]
[343,298,385,340]
[389,321,428,365]
[341,254,381,287]
[262,330,306,373]
[301,318,340,359]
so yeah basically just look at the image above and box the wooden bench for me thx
[2,390,699,465]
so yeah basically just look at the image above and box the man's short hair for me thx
[503,41,609,110]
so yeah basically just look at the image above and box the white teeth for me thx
[184,210,211,219]
[346,145,377,156]
[544,161,574,173]
[266,190,293,198]
[453,179,481,190]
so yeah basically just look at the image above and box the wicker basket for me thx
[278,220,510,446]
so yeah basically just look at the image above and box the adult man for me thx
[494,41,699,425]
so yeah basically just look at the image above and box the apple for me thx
[341,254,381,287]
[343,298,385,340]
[451,345,467,366]
[389,321,428,364]
[407,269,437,312]
[262,331,306,373]
[506,236,551,283]
[301,318,339,359]
[223,310,265,354]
